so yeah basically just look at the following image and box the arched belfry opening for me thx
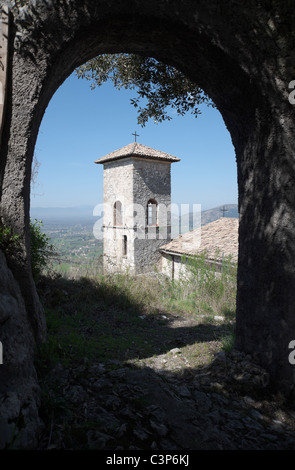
[113,200,123,226]
[0,0,295,448]
[147,199,158,226]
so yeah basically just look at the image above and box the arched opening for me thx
[146,199,158,226]
[114,200,123,226]
[1,5,295,450]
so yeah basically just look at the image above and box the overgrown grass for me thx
[158,251,237,321]
[34,258,236,448]
[36,253,236,374]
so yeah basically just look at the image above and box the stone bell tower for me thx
[95,141,180,274]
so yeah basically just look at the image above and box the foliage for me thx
[30,219,57,282]
[31,154,43,197]
[0,219,57,281]
[76,54,215,126]
[166,251,237,319]
[0,223,20,255]
[221,331,235,352]
[34,268,236,446]
[35,254,237,372]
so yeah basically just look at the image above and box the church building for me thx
[95,141,180,274]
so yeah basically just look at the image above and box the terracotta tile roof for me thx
[95,142,181,164]
[160,217,239,262]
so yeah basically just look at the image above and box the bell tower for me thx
[95,142,180,274]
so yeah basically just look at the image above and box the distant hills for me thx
[171,204,238,237]
[30,205,95,221]
[200,204,239,225]
[30,203,239,235]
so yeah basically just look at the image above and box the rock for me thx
[214,351,227,362]
[105,395,121,410]
[242,416,264,431]
[108,368,128,378]
[92,378,111,391]
[67,385,87,404]
[173,385,191,398]
[193,391,212,412]
[150,420,168,437]
[87,430,114,449]
[210,393,229,406]
[133,426,151,441]
[243,395,255,405]
[117,423,127,438]
[89,363,106,376]
[170,348,181,355]
[146,405,165,422]
[249,409,264,421]
[208,410,221,424]
[0,251,42,449]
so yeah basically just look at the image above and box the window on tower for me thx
[147,199,158,226]
[114,201,123,226]
[123,235,127,257]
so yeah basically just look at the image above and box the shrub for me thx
[165,251,237,318]
[30,219,57,281]
[0,223,20,254]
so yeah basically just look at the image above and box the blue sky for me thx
[31,71,238,213]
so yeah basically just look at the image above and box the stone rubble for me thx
[37,350,295,450]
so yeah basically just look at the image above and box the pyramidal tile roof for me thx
[95,142,181,164]
[160,217,239,263]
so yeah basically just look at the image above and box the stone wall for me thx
[160,252,186,281]
[132,158,172,273]
[102,158,134,273]
[102,157,173,274]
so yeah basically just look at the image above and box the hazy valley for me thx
[30,204,239,276]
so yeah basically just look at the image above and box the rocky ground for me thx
[37,345,295,450]
[31,275,295,451]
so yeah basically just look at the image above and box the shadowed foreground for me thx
[28,276,295,450]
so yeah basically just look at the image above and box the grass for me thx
[36,253,237,370]
[34,255,236,448]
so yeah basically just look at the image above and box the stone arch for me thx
[1,0,295,447]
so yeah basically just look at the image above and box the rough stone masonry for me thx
[95,142,180,274]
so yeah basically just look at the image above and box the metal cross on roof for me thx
[221,205,228,217]
[132,131,139,142]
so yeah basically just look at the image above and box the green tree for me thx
[0,219,57,281]
[0,224,20,255]
[30,219,57,281]
[76,54,214,127]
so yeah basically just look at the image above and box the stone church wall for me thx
[102,156,173,274]
[102,158,134,273]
